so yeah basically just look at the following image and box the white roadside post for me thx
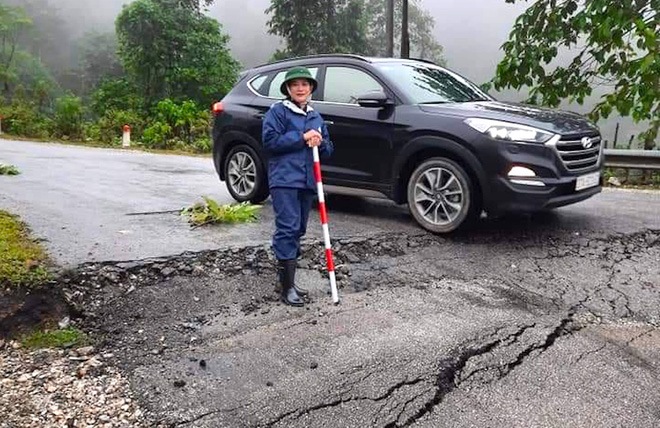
[122,124,131,148]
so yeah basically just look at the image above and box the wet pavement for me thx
[0,140,421,266]
[2,139,660,427]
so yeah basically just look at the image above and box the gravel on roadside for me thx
[0,340,151,428]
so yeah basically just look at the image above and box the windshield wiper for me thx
[418,100,451,104]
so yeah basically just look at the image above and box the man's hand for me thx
[304,129,322,147]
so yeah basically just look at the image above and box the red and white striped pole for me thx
[312,145,339,304]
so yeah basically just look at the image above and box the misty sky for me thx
[52,0,645,143]
[57,0,525,82]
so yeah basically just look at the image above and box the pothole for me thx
[0,286,78,340]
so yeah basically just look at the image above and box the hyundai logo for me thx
[581,137,593,149]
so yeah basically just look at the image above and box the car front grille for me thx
[554,133,602,172]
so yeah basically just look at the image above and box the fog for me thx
[41,0,529,81]
[34,0,647,143]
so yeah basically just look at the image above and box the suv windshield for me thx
[374,63,492,104]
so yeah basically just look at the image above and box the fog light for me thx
[507,166,545,187]
[508,166,536,177]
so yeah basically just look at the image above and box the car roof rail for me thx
[252,53,371,69]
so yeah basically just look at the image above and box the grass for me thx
[20,327,89,349]
[0,163,20,175]
[181,197,261,227]
[0,211,50,288]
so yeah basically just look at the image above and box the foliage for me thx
[153,99,210,142]
[493,0,660,149]
[0,164,20,175]
[191,136,212,153]
[0,210,50,288]
[96,109,145,144]
[53,95,84,139]
[181,198,261,226]
[21,327,88,349]
[5,51,59,105]
[141,98,211,150]
[115,0,240,107]
[266,0,446,64]
[267,0,370,58]
[77,32,124,96]
[0,100,53,138]
[0,4,32,94]
[90,78,143,116]
[142,121,174,149]
[363,0,446,64]
[4,0,80,95]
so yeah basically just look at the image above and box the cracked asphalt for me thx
[2,140,660,427]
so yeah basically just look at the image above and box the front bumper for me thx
[490,175,602,213]
[476,134,604,213]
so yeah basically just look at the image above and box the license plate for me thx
[575,171,600,191]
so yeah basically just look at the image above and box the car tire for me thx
[407,157,476,233]
[223,144,268,204]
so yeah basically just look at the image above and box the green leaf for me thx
[493,0,659,140]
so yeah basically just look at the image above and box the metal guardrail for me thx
[603,149,660,170]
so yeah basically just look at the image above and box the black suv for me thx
[212,54,602,233]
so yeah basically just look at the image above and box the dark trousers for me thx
[271,187,316,260]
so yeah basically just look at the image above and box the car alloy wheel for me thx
[227,151,257,198]
[407,158,473,233]
[223,144,268,203]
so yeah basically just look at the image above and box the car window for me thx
[268,67,319,98]
[374,63,491,104]
[248,75,269,96]
[323,67,383,104]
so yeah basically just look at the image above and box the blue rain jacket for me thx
[262,100,334,190]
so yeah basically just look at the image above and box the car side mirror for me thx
[357,90,392,108]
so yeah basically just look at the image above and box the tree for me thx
[492,0,659,148]
[266,0,445,64]
[115,0,239,107]
[4,0,80,94]
[364,0,446,65]
[266,0,370,59]
[77,32,124,97]
[0,4,31,95]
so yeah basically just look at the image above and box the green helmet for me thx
[280,66,318,96]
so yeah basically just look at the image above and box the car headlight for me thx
[464,118,556,143]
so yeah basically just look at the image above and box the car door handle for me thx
[254,113,265,119]
[324,120,334,125]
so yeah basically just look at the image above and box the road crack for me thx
[172,403,249,426]
[259,377,427,427]
[391,313,585,427]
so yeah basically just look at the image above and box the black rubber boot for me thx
[277,260,308,297]
[280,260,304,307]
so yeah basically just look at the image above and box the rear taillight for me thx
[212,101,224,116]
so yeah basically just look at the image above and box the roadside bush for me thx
[150,98,211,146]
[0,101,53,138]
[96,109,145,144]
[141,121,174,149]
[82,122,101,142]
[191,136,212,153]
[53,95,84,139]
